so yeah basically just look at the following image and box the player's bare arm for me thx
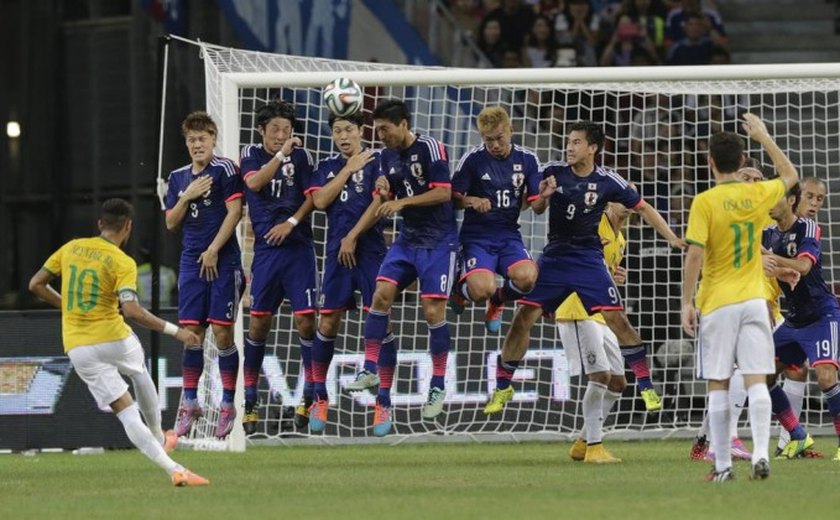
[742,113,799,189]
[768,253,813,276]
[28,269,61,309]
[264,193,315,246]
[635,201,687,249]
[312,149,375,209]
[681,244,703,337]
[165,174,213,231]
[376,184,451,218]
[530,175,556,215]
[198,197,243,281]
[245,136,303,192]
[119,297,201,344]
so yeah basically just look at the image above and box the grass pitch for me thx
[2,439,838,519]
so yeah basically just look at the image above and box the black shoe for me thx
[705,467,734,483]
[750,458,770,480]
[242,403,259,436]
[294,398,312,429]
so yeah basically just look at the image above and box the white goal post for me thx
[171,36,840,451]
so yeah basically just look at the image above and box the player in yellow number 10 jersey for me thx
[682,113,799,482]
[29,199,210,487]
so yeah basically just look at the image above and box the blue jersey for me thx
[240,144,314,249]
[541,162,641,255]
[763,218,839,326]
[165,156,243,263]
[380,134,457,248]
[310,150,386,257]
[453,144,542,242]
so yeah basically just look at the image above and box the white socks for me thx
[130,369,164,445]
[708,390,731,472]
[728,369,747,439]
[778,379,806,450]
[117,404,178,475]
[582,381,608,445]
[602,390,621,420]
[747,383,772,464]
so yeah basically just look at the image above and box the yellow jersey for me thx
[555,214,625,324]
[43,237,137,351]
[686,178,786,315]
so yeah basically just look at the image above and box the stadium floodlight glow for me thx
[6,121,20,138]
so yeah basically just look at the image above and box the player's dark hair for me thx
[181,111,217,137]
[372,99,411,127]
[568,121,605,155]
[328,111,366,129]
[100,198,134,231]
[256,100,297,129]
[787,182,802,212]
[709,132,744,174]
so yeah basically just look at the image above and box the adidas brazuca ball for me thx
[323,77,363,117]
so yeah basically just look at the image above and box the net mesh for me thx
[174,41,840,447]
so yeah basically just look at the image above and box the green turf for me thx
[2,439,838,519]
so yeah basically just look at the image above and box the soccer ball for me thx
[323,77,363,117]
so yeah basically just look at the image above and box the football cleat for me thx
[833,447,840,461]
[345,370,380,391]
[640,388,662,412]
[690,435,709,461]
[294,397,312,429]
[569,438,587,461]
[171,468,210,487]
[484,301,504,334]
[776,434,814,459]
[174,398,203,437]
[242,403,259,436]
[584,443,622,464]
[422,387,447,419]
[749,458,770,480]
[215,402,236,438]
[704,467,734,483]
[308,400,329,433]
[483,386,515,415]
[731,437,752,461]
[372,404,392,437]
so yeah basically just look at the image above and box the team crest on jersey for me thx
[352,170,365,184]
[282,163,295,186]
[410,162,425,185]
[586,351,596,365]
[511,173,524,189]
[584,191,598,207]
[411,154,418,161]
[588,183,597,190]
[513,163,522,172]
[466,257,477,269]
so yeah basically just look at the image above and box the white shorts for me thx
[67,334,146,409]
[697,298,775,380]
[557,320,624,377]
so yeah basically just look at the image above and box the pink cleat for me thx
[731,437,752,461]
[175,399,203,437]
[215,402,236,438]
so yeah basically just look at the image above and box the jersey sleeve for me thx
[611,176,643,209]
[309,159,329,193]
[525,154,542,202]
[114,255,139,296]
[42,244,66,277]
[164,172,179,213]
[240,146,262,179]
[685,194,710,247]
[298,149,315,193]
[427,139,451,188]
[797,220,821,265]
[755,178,787,212]
[451,153,473,197]
[221,160,244,203]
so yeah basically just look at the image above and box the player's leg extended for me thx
[484,303,543,415]
[309,311,342,433]
[364,280,399,435]
[600,309,661,411]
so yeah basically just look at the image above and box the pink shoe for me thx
[731,437,752,461]
[214,402,236,438]
[175,399,203,437]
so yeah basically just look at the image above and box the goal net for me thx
[169,38,840,449]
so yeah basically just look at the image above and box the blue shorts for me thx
[250,243,318,316]
[459,236,535,281]
[774,314,840,370]
[320,251,384,314]
[377,240,457,299]
[178,265,244,326]
[520,249,621,315]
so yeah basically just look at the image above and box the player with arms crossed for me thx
[363,99,458,436]
[762,181,840,461]
[682,113,799,482]
[449,106,541,334]
[239,100,318,433]
[485,121,681,433]
[30,199,209,486]
[306,111,394,432]
[165,112,244,439]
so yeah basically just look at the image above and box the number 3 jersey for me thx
[379,134,457,248]
[762,217,839,326]
[452,144,542,242]
[686,178,786,315]
[165,156,243,265]
[42,237,136,351]
[240,144,314,249]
